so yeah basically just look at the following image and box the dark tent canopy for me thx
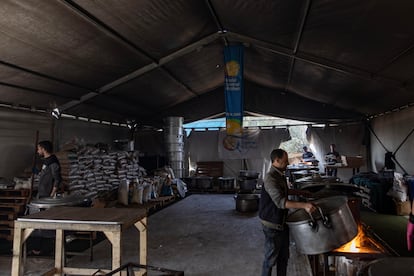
[0,0,413,127]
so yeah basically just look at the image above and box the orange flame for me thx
[334,225,384,254]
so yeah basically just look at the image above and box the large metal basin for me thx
[286,196,357,255]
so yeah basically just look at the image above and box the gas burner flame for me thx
[334,225,385,254]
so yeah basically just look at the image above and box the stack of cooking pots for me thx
[238,170,259,191]
[234,171,261,212]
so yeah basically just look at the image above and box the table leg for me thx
[112,231,121,271]
[104,230,122,274]
[11,226,23,276]
[135,217,147,266]
[54,229,64,276]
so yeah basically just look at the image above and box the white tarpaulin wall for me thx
[186,128,291,179]
[370,106,414,175]
[307,124,367,182]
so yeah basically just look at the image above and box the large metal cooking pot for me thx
[28,194,89,213]
[234,193,260,212]
[26,194,89,238]
[286,196,357,255]
[238,179,257,191]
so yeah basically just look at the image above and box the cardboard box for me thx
[394,200,411,216]
[341,156,364,168]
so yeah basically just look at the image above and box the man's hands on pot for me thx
[303,202,317,214]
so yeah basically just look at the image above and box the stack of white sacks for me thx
[56,146,149,200]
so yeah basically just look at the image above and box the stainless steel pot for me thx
[234,193,260,212]
[238,179,257,190]
[286,196,357,255]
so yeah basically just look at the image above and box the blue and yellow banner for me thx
[224,45,244,137]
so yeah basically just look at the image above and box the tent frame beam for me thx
[285,0,312,92]
[205,0,229,46]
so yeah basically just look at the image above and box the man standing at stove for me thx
[259,148,316,276]
[36,140,62,198]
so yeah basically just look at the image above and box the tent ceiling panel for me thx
[0,0,152,89]
[0,0,412,125]
[84,95,151,118]
[244,46,291,90]
[243,81,362,123]
[107,68,195,110]
[290,59,412,115]
[380,50,414,81]
[72,0,218,59]
[0,64,87,99]
[299,0,414,73]
[155,86,226,126]
[163,41,224,94]
[0,85,69,108]
[211,0,306,49]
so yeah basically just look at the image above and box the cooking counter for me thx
[11,206,147,276]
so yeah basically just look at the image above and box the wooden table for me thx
[11,207,147,276]
[324,163,361,176]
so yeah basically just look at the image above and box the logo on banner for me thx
[225,60,240,78]
[223,133,239,151]
[219,129,260,159]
